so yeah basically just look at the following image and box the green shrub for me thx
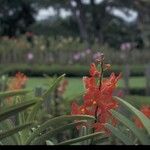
[0,64,145,77]
[0,35,149,65]
[0,71,150,145]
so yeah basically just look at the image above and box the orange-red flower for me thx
[57,79,68,96]
[104,64,111,70]
[8,72,28,90]
[71,62,121,133]
[83,72,121,109]
[134,106,150,128]
[6,72,27,106]
[71,102,91,115]
[89,63,100,77]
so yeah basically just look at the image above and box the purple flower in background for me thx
[27,52,34,60]
[73,53,81,60]
[120,42,131,51]
[85,49,91,54]
[93,52,102,60]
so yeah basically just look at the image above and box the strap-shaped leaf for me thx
[105,123,134,145]
[0,99,38,122]
[0,122,34,140]
[57,132,104,145]
[26,74,65,122]
[0,119,19,145]
[26,100,43,122]
[0,89,31,99]
[114,96,150,135]
[30,121,87,145]
[26,115,95,144]
[110,110,150,145]
[79,126,88,145]
[46,140,54,145]
[42,74,65,99]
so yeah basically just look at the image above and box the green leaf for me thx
[26,100,43,122]
[0,99,38,122]
[114,96,150,135]
[26,75,65,122]
[0,119,19,145]
[30,121,87,145]
[42,74,65,99]
[26,115,95,144]
[0,89,31,99]
[0,122,34,140]
[79,126,88,145]
[105,123,134,145]
[57,132,104,145]
[110,110,150,145]
[46,140,54,145]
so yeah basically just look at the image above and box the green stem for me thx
[91,60,104,144]
[99,61,104,90]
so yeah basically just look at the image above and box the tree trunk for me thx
[90,0,106,44]
[69,0,90,48]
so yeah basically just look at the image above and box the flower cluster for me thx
[71,57,121,133]
[57,79,68,96]
[8,72,28,91]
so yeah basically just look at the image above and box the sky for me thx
[35,0,138,23]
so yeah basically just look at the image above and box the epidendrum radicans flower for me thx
[8,72,28,91]
[71,55,121,133]
[134,106,150,128]
[6,72,28,105]
[57,79,68,96]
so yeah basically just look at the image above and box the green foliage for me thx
[103,97,150,145]
[0,36,149,66]
[57,131,104,145]
[105,123,134,145]
[110,110,149,144]
[0,64,145,77]
[114,96,150,135]
[0,99,37,122]
[42,74,65,99]
[0,122,34,140]
[0,74,150,145]
[0,74,97,145]
[0,0,35,36]
[0,89,31,99]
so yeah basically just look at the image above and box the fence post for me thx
[35,86,43,97]
[145,65,150,96]
[35,86,52,114]
[44,94,52,114]
[34,86,43,112]
[123,64,130,95]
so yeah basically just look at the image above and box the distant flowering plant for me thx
[134,106,150,128]
[71,53,122,133]
[57,79,68,96]
[8,72,28,91]
[73,52,81,61]
[92,52,102,61]
[6,72,28,105]
[27,52,34,60]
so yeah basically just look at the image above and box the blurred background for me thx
[0,0,150,102]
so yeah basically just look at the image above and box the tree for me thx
[0,0,36,36]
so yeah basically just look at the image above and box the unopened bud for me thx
[95,52,105,64]
[105,64,111,70]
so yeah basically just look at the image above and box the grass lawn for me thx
[26,77,146,98]
[25,76,150,107]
